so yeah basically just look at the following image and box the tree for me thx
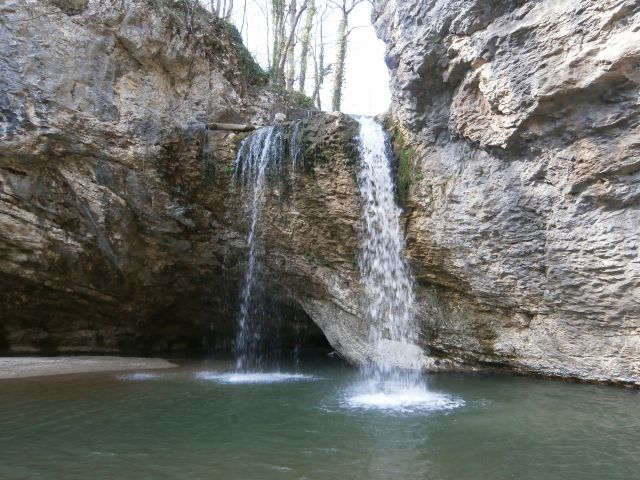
[270,0,287,83]
[207,0,234,19]
[329,0,366,111]
[310,3,330,109]
[297,0,315,92]
[285,0,298,90]
[274,0,307,87]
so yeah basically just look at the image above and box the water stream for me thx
[354,116,419,370]
[347,116,442,410]
[232,126,285,372]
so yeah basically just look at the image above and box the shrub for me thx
[290,91,317,110]
[145,0,268,86]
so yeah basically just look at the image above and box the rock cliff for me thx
[374,0,640,383]
[0,0,330,355]
[2,0,639,386]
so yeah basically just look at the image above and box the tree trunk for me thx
[298,0,315,92]
[286,0,297,90]
[240,0,247,34]
[274,0,307,86]
[271,0,286,84]
[312,6,326,110]
[331,11,348,112]
[207,122,261,132]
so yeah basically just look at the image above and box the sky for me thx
[336,4,391,116]
[218,1,391,116]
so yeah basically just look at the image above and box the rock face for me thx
[374,0,640,383]
[2,0,639,386]
[0,0,331,355]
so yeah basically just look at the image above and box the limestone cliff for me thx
[0,0,326,355]
[374,0,640,384]
[2,0,639,386]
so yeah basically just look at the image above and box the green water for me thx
[1,359,638,480]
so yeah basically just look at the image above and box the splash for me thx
[344,380,464,414]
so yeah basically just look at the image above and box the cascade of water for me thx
[354,116,422,377]
[232,126,285,371]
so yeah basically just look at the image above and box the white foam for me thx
[117,372,159,381]
[195,372,317,384]
[344,383,464,413]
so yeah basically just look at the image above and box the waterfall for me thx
[232,126,285,371]
[231,116,423,383]
[354,116,423,376]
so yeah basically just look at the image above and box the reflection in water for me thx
[117,373,160,381]
[195,372,318,384]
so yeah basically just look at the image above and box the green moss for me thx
[220,165,234,175]
[222,21,269,86]
[389,122,419,203]
[303,250,329,267]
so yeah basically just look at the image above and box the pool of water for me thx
[1,358,638,480]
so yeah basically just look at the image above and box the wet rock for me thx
[373,0,640,384]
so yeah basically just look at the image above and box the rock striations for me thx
[374,0,640,384]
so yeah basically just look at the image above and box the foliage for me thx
[290,91,317,110]
[145,0,211,28]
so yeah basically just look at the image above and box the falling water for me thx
[347,116,436,411]
[355,116,420,373]
[231,118,436,405]
[232,126,285,371]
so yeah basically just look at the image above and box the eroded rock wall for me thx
[0,0,321,355]
[3,0,639,386]
[374,0,640,383]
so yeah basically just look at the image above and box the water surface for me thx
[0,359,638,480]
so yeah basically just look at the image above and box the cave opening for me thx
[137,286,334,362]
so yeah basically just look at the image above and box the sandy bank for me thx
[0,356,177,380]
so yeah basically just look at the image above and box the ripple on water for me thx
[344,382,465,414]
[116,373,160,381]
[195,372,319,384]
